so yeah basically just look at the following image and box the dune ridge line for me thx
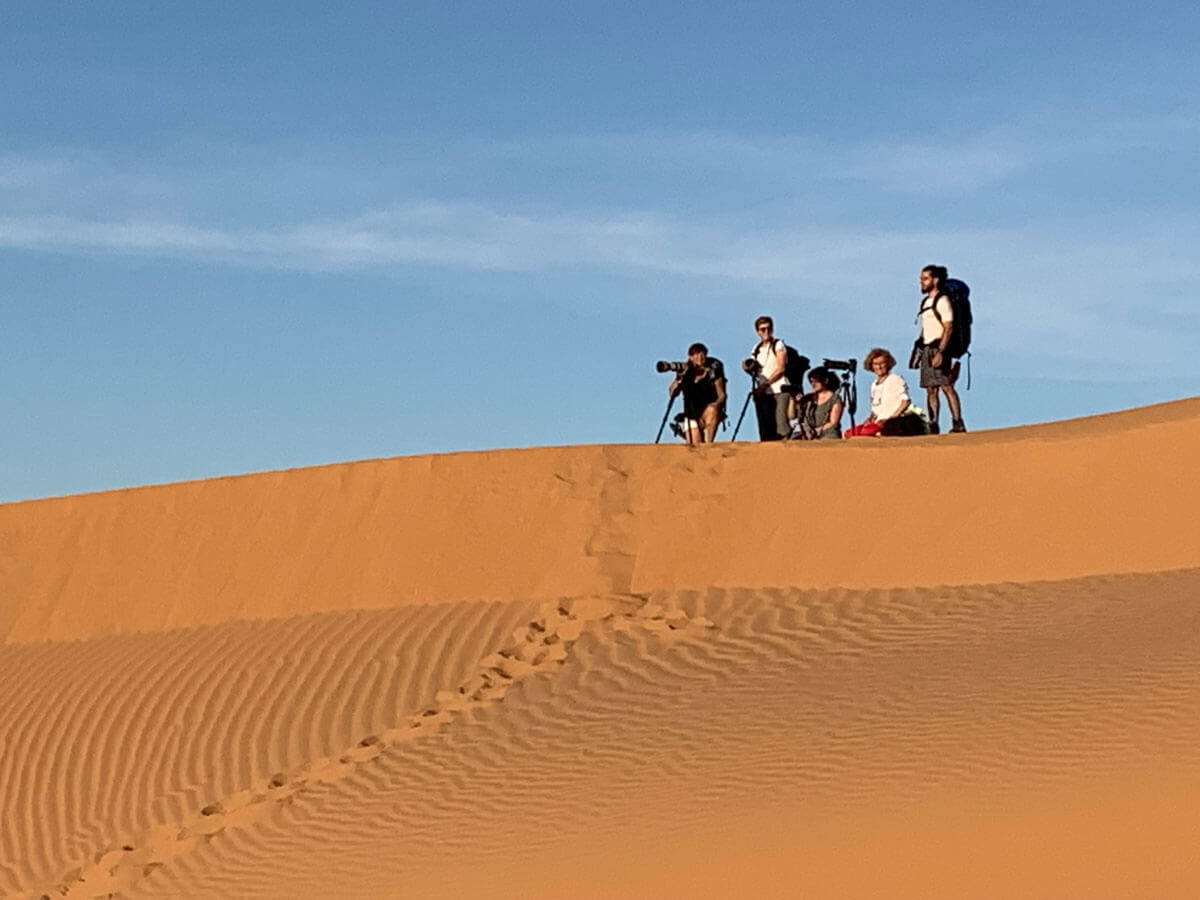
[5,396,1200,644]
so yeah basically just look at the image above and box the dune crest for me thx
[4,396,1200,644]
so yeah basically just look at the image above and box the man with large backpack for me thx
[749,315,798,441]
[916,264,967,434]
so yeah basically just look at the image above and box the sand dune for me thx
[2,399,1200,898]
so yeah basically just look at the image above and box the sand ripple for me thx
[0,572,1196,898]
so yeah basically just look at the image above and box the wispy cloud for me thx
[0,156,77,189]
[0,203,1090,283]
[2,202,1195,348]
[2,110,1198,373]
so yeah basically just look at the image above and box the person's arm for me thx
[669,377,682,397]
[821,399,844,433]
[932,321,954,366]
[764,343,788,386]
[713,377,727,408]
[932,297,954,365]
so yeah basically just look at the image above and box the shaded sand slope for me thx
[4,396,1200,643]
[1,399,1199,898]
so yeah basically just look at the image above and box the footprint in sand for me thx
[47,594,714,899]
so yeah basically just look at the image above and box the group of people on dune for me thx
[665,264,970,444]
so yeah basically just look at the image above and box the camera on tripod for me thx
[784,357,860,440]
[822,357,857,372]
[741,357,762,375]
[826,357,859,422]
[655,360,690,374]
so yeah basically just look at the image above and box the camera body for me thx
[656,360,690,374]
[822,357,857,372]
[741,357,762,375]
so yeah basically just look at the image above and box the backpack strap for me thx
[925,292,946,323]
[753,337,781,359]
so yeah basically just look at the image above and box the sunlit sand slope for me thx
[1,398,1199,898]
[3,396,1200,643]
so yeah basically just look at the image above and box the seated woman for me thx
[799,366,843,439]
[845,348,926,437]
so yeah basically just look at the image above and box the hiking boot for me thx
[928,422,940,435]
[950,419,967,433]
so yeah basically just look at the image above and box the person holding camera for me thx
[749,316,791,441]
[917,264,966,433]
[845,348,925,437]
[668,343,727,443]
[798,366,844,439]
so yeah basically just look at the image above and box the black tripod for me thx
[654,389,677,444]
[730,387,755,441]
[841,377,858,434]
[729,366,761,441]
[829,360,858,434]
[654,387,695,445]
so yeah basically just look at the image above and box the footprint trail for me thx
[43,594,714,899]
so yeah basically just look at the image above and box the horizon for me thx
[3,1,1199,502]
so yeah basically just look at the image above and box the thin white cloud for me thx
[0,204,996,280]
[1,203,1195,359]
[1,107,1197,374]
[0,156,78,189]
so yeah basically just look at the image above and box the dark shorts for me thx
[919,343,953,388]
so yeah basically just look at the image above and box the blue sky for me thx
[2,1,1198,501]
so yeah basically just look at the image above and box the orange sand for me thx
[2,398,1199,898]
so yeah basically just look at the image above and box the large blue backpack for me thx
[935,278,973,360]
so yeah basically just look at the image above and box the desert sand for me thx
[2,398,1199,898]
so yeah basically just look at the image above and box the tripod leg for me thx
[655,393,678,444]
[730,390,754,442]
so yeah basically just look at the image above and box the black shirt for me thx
[681,357,726,418]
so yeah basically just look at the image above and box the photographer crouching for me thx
[658,343,727,443]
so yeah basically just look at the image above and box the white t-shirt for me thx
[920,293,954,344]
[753,338,790,395]
[870,372,911,421]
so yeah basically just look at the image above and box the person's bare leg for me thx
[942,384,963,423]
[701,406,720,443]
[926,386,941,428]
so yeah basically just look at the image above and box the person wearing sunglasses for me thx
[749,315,792,441]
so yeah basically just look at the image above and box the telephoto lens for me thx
[656,361,689,373]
